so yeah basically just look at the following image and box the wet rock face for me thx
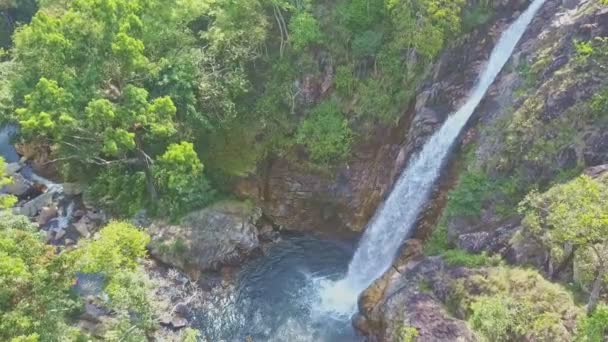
[148,201,262,279]
[236,0,529,234]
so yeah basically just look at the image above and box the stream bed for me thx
[195,233,363,342]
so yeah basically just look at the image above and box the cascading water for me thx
[321,0,548,314]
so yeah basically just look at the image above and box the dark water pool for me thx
[195,234,363,342]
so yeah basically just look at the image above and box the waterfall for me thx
[320,0,547,313]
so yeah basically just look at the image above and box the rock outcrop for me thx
[357,241,581,341]
[355,240,477,342]
[148,200,262,279]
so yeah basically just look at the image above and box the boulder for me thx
[5,162,22,176]
[148,201,262,279]
[20,191,53,217]
[74,216,93,238]
[3,173,32,196]
[38,205,58,226]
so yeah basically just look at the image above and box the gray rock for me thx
[20,191,53,217]
[5,162,22,176]
[38,205,58,226]
[148,201,262,279]
[171,316,188,329]
[584,164,608,178]
[3,173,32,196]
[562,0,577,9]
[74,216,92,238]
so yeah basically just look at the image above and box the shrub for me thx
[87,166,148,217]
[0,156,17,209]
[352,30,384,57]
[423,222,450,256]
[397,325,419,342]
[337,0,386,33]
[0,211,81,341]
[462,267,583,341]
[289,11,323,51]
[335,65,357,97]
[77,221,150,274]
[296,100,352,164]
[443,249,500,268]
[469,296,515,342]
[154,141,217,219]
[462,4,493,32]
[576,304,608,341]
[445,170,492,218]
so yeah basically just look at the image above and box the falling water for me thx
[321,0,548,313]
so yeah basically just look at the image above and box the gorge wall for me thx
[236,0,532,234]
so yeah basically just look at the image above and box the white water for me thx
[320,0,547,314]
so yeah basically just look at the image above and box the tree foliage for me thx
[289,11,322,51]
[296,100,352,164]
[0,215,161,341]
[9,0,216,216]
[520,175,608,314]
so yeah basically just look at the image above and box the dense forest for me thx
[1,0,607,341]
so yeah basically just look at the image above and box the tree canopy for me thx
[520,175,608,314]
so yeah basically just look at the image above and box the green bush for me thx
[335,64,357,97]
[0,215,161,341]
[87,166,149,217]
[76,221,150,274]
[445,171,492,218]
[296,100,353,164]
[0,156,17,209]
[397,325,419,342]
[443,249,500,268]
[352,30,384,57]
[337,0,386,33]
[424,222,450,256]
[461,267,583,341]
[461,5,493,32]
[576,304,608,341]
[469,296,515,342]
[154,142,217,219]
[445,169,524,220]
[289,11,323,51]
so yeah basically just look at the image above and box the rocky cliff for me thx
[236,0,532,235]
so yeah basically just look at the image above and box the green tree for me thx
[1,215,163,340]
[0,211,80,341]
[289,11,322,51]
[296,100,352,164]
[10,0,216,216]
[576,304,608,342]
[154,141,216,218]
[520,175,608,314]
